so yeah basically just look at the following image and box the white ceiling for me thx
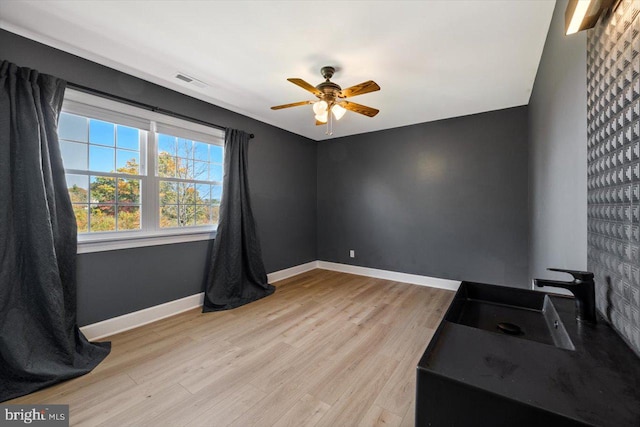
[0,1,555,141]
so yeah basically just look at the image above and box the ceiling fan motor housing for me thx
[316,81,341,99]
[317,67,342,102]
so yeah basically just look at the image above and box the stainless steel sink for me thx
[445,282,575,350]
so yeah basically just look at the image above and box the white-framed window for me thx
[59,89,225,253]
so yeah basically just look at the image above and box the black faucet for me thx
[534,268,597,324]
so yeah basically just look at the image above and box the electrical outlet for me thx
[349,250,355,258]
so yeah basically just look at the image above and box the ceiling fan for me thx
[271,66,380,134]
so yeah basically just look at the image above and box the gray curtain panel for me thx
[203,129,275,312]
[0,61,110,402]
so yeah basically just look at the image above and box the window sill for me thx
[77,229,216,254]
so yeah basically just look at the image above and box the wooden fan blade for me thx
[339,80,380,98]
[338,101,379,117]
[287,78,322,96]
[271,100,313,110]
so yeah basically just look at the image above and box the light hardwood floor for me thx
[8,269,454,427]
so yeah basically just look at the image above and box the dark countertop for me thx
[418,287,640,426]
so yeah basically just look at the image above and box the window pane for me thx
[66,174,88,203]
[90,176,116,203]
[60,140,88,170]
[176,158,192,179]
[210,145,223,163]
[89,145,115,172]
[177,138,192,158]
[194,142,209,161]
[116,125,139,150]
[195,205,211,225]
[210,164,223,181]
[72,204,89,232]
[196,184,210,203]
[116,149,140,173]
[186,158,195,179]
[155,132,221,230]
[117,178,140,204]
[159,181,178,204]
[158,134,176,156]
[89,204,116,232]
[89,120,115,146]
[58,113,88,142]
[118,206,140,230]
[179,182,195,204]
[211,185,222,203]
[178,204,195,227]
[160,205,178,228]
[193,160,208,180]
[157,153,176,177]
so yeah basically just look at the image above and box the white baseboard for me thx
[316,260,461,291]
[266,261,318,283]
[80,260,458,341]
[80,292,204,341]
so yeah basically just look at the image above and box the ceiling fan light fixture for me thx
[332,104,346,120]
[313,100,328,115]
[315,111,328,123]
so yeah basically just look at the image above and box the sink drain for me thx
[497,322,522,335]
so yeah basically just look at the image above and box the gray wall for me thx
[0,29,317,326]
[317,106,530,287]
[77,241,212,325]
[528,0,588,282]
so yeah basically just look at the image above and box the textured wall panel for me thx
[587,0,640,355]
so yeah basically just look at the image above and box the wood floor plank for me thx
[178,341,292,395]
[91,334,192,378]
[305,323,393,405]
[226,381,305,427]
[358,404,403,427]
[94,383,193,427]
[250,318,362,393]
[374,357,418,417]
[5,269,453,426]
[400,398,416,427]
[148,383,266,427]
[127,340,239,388]
[72,381,172,426]
[271,394,330,427]
[183,384,267,427]
[314,354,399,426]
[149,309,230,338]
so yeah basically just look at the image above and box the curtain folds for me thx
[0,60,110,402]
[203,129,274,312]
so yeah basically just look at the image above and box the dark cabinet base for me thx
[416,366,588,426]
[415,368,588,427]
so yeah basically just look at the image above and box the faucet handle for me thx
[547,268,594,282]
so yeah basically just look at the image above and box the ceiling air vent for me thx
[174,72,208,89]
